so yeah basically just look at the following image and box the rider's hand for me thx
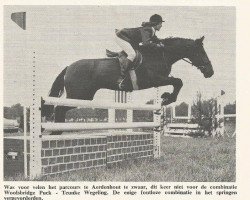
[157,43,164,48]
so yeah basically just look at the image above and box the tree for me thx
[175,102,189,117]
[4,104,23,119]
[192,91,214,134]
[4,104,31,132]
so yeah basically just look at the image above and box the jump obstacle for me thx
[164,103,199,137]
[211,94,236,137]
[4,92,236,178]
[5,90,162,179]
[162,95,236,138]
[163,102,200,137]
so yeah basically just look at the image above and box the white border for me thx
[1,1,250,200]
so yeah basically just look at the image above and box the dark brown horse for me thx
[43,36,213,134]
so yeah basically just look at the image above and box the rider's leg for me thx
[115,36,136,88]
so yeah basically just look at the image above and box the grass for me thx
[4,134,236,182]
[160,137,236,182]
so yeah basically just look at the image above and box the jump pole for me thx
[153,88,161,158]
[23,106,28,178]
[214,94,236,137]
[108,90,115,124]
[29,49,43,178]
[217,95,225,136]
[127,92,133,132]
[212,92,235,137]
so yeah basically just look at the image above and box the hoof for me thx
[161,92,171,99]
[161,92,176,105]
[162,99,173,106]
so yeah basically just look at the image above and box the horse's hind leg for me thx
[50,106,72,135]
[50,87,98,135]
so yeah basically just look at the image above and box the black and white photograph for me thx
[1,1,249,199]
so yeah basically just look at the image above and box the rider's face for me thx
[155,22,162,31]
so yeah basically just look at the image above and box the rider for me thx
[115,14,165,89]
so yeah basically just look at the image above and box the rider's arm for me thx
[151,35,161,43]
[140,27,163,48]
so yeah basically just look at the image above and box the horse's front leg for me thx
[158,76,183,105]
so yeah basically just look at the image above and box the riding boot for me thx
[117,58,133,89]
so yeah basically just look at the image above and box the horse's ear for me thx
[196,36,205,44]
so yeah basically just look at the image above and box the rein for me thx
[182,58,211,70]
[182,58,193,65]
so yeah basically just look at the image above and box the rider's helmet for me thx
[149,14,165,24]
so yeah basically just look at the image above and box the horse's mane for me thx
[140,37,197,62]
[161,37,195,47]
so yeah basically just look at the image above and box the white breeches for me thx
[115,35,136,61]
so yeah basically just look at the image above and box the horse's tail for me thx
[49,67,67,97]
[42,67,67,118]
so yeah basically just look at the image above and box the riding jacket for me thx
[116,26,161,50]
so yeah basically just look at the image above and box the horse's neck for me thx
[164,38,194,65]
[168,51,186,65]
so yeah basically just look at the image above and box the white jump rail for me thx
[224,114,236,118]
[166,123,199,129]
[43,97,161,110]
[164,123,200,137]
[42,122,159,132]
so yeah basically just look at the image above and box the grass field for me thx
[29,136,235,182]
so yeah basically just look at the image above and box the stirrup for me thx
[118,81,125,89]
[118,77,125,89]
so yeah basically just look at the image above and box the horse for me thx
[42,36,214,135]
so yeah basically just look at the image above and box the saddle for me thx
[106,49,142,68]
[106,49,143,90]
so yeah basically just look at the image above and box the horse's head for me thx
[188,36,214,78]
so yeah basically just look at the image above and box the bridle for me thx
[182,56,211,71]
